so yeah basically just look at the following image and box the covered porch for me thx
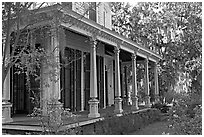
[2,4,162,124]
[2,105,151,134]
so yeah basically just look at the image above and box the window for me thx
[89,2,96,22]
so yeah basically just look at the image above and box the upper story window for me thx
[71,2,111,29]
[89,2,97,22]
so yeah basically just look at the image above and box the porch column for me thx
[124,65,129,105]
[81,51,85,111]
[88,37,100,118]
[144,57,151,107]
[2,71,13,123]
[131,51,139,110]
[41,26,62,116]
[2,37,13,123]
[121,65,126,105]
[114,46,123,114]
[154,62,160,103]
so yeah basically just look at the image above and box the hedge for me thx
[85,108,161,135]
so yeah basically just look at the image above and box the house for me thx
[2,2,162,123]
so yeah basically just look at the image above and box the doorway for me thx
[11,67,40,116]
[61,47,82,112]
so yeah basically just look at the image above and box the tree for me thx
[2,2,46,93]
[111,2,202,135]
[111,2,202,95]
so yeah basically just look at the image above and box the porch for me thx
[2,104,150,134]
[2,4,162,125]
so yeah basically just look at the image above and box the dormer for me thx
[62,2,112,30]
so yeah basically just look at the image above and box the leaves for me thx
[111,2,202,94]
[167,92,202,135]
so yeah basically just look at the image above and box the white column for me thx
[144,57,151,107]
[2,70,13,123]
[114,46,123,114]
[103,59,106,108]
[154,62,160,103]
[124,65,129,105]
[131,52,139,110]
[2,71,10,101]
[2,33,13,123]
[88,37,100,118]
[81,51,85,111]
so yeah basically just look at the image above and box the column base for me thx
[114,97,123,114]
[154,95,160,103]
[88,98,100,118]
[144,96,151,107]
[131,96,139,110]
[47,101,63,121]
[2,101,13,124]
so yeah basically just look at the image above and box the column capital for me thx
[134,48,139,55]
[145,56,149,64]
[89,34,97,41]
[114,45,120,54]
[117,40,124,47]
[131,53,137,60]
[89,36,97,48]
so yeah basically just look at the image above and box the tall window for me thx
[89,2,96,22]
[103,11,106,26]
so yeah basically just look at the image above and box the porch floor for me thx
[2,105,149,132]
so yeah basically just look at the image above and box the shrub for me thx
[29,102,81,135]
[167,92,202,135]
[93,109,161,135]
[152,103,171,113]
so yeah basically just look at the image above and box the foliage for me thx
[111,2,202,96]
[111,2,132,37]
[29,102,81,135]
[167,92,202,135]
[152,103,171,113]
[2,2,43,86]
[93,109,161,135]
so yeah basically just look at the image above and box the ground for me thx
[129,120,175,135]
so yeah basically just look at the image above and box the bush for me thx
[93,109,161,135]
[167,92,202,135]
[29,102,81,135]
[152,103,171,113]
